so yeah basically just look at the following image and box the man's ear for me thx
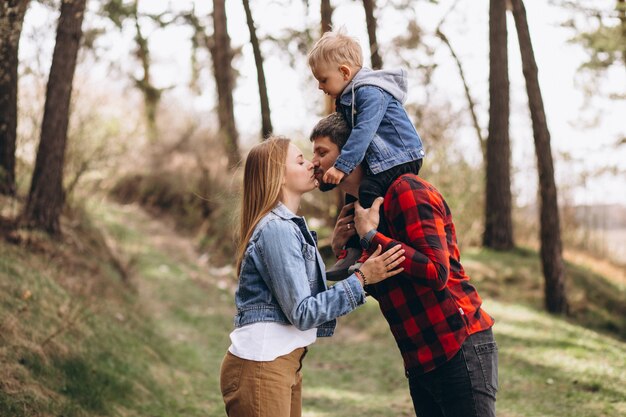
[339,64,352,80]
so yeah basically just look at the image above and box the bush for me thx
[109,164,238,266]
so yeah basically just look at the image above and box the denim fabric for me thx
[407,329,498,417]
[234,203,366,337]
[335,68,425,175]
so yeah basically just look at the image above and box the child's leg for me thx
[358,159,424,235]
[326,193,361,281]
[328,160,423,281]
[344,193,360,249]
[358,175,390,238]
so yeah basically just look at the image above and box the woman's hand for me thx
[331,202,357,257]
[357,244,405,285]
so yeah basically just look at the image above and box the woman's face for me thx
[282,143,317,196]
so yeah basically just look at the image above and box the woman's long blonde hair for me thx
[236,137,291,274]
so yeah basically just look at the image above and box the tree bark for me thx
[619,0,626,68]
[242,0,273,139]
[0,0,29,196]
[319,0,342,212]
[22,0,86,235]
[210,0,240,168]
[511,0,568,314]
[321,0,332,34]
[483,0,514,250]
[320,0,334,114]
[102,0,161,143]
[132,0,160,143]
[362,0,382,69]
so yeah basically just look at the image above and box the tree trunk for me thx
[242,0,273,139]
[132,0,160,143]
[362,0,382,69]
[319,0,342,214]
[210,0,239,168]
[511,0,568,314]
[0,0,29,196]
[22,0,86,235]
[320,0,334,115]
[483,0,514,250]
[321,0,332,34]
[617,0,626,66]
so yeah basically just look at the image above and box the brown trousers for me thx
[220,347,308,417]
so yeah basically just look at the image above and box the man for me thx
[310,113,498,417]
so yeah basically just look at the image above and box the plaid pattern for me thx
[367,174,494,375]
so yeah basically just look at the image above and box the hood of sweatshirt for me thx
[339,67,408,105]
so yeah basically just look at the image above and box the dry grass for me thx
[2,195,625,417]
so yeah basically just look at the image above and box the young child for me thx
[308,29,425,280]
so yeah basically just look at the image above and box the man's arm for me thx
[364,178,450,290]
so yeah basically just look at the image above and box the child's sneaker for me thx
[326,247,362,281]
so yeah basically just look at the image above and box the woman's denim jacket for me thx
[335,67,426,175]
[234,203,365,337]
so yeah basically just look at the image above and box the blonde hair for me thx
[308,29,363,70]
[235,137,291,275]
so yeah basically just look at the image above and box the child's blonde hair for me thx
[308,29,363,70]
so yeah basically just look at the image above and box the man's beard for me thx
[318,181,337,192]
[314,168,337,192]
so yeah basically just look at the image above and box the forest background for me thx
[0,0,625,416]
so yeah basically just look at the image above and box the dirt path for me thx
[108,202,237,293]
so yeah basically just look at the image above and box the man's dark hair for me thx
[309,112,350,150]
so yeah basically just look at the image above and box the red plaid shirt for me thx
[366,174,494,376]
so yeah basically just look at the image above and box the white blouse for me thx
[228,322,317,361]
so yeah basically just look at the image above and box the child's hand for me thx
[323,167,345,185]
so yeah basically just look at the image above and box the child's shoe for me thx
[326,247,362,281]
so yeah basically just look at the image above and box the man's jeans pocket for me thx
[474,341,498,397]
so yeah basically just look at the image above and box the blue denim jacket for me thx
[234,203,366,337]
[335,67,425,175]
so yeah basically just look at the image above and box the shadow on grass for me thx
[464,247,626,342]
[496,331,625,417]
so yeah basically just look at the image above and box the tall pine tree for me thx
[22,0,87,234]
[484,0,514,250]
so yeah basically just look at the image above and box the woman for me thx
[220,137,405,417]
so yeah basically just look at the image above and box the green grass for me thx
[301,298,626,417]
[0,200,233,416]
[461,247,626,339]
[1,199,625,416]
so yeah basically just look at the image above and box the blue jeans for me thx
[407,328,498,417]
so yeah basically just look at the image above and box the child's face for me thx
[312,63,352,99]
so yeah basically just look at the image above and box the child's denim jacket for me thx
[234,203,365,337]
[335,67,426,175]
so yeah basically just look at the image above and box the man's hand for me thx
[322,166,346,185]
[354,197,384,237]
[331,203,356,257]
